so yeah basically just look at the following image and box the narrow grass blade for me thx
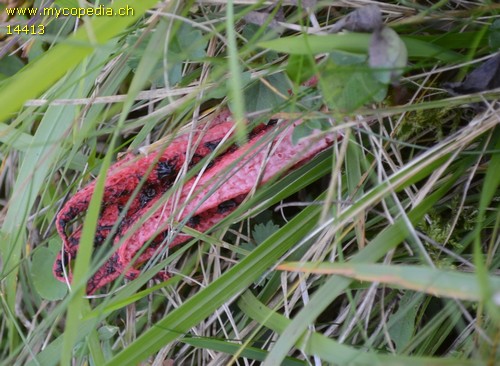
[278,262,500,301]
[60,148,113,365]
[226,0,247,144]
[474,129,500,321]
[181,337,307,366]
[257,33,462,62]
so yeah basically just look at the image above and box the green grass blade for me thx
[257,33,463,62]
[474,129,500,322]
[60,147,113,365]
[278,263,500,301]
[181,336,307,366]
[226,0,247,144]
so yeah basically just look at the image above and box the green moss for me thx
[396,107,460,142]
[418,197,477,267]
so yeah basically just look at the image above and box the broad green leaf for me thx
[489,19,500,50]
[97,326,119,341]
[291,118,330,145]
[126,22,207,87]
[244,73,290,115]
[170,22,207,60]
[318,57,387,113]
[252,221,280,245]
[0,54,24,80]
[329,49,367,65]
[31,243,68,301]
[290,123,310,145]
[286,54,316,84]
[0,123,34,150]
[126,28,180,86]
[388,292,420,352]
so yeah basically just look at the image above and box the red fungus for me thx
[54,110,337,294]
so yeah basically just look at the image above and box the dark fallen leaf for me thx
[444,53,500,95]
[329,4,382,33]
[244,10,283,29]
[369,26,408,84]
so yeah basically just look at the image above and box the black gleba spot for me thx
[187,215,201,227]
[139,186,157,207]
[204,140,221,152]
[157,160,176,179]
[217,199,237,214]
[54,259,64,277]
